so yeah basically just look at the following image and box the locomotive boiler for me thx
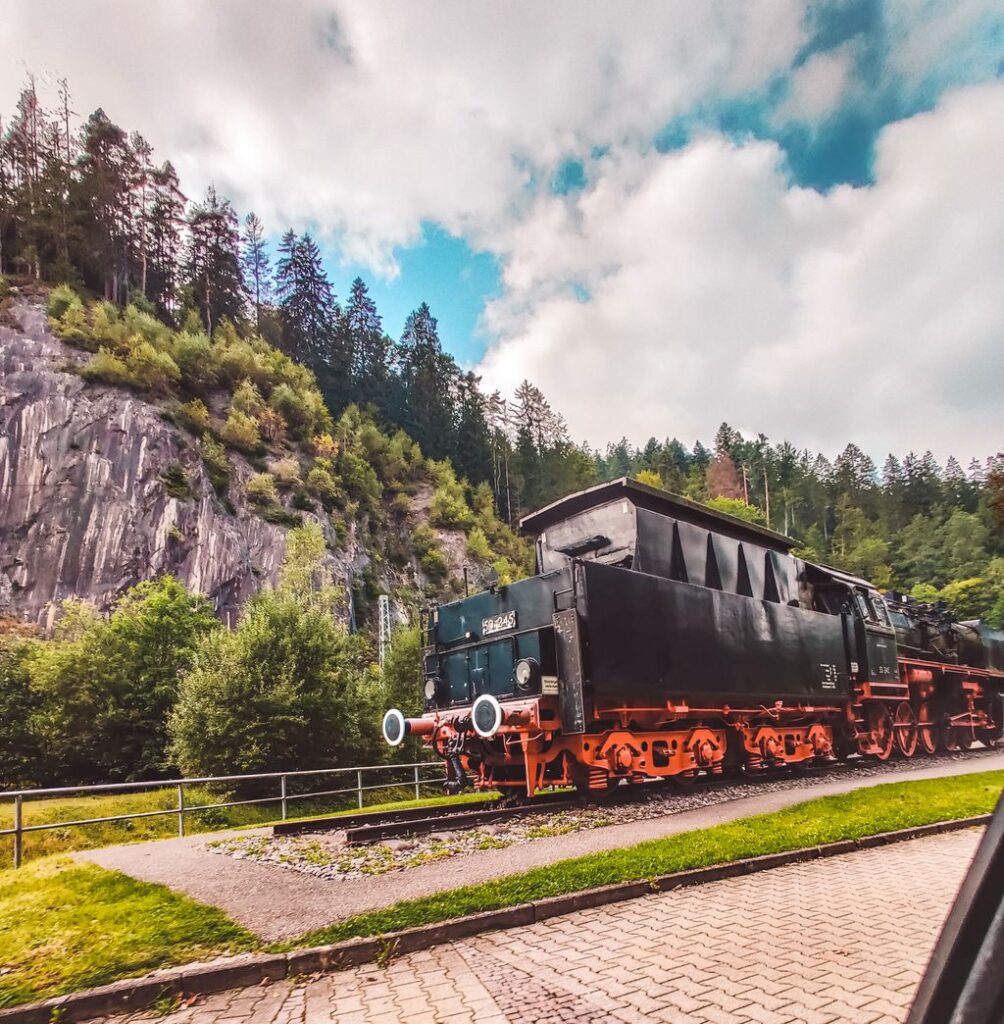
[382,478,1004,795]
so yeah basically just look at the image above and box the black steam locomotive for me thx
[383,478,1004,795]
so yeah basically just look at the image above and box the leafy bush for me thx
[53,298,92,347]
[169,531,380,776]
[259,504,303,527]
[175,399,211,434]
[305,464,341,506]
[634,469,663,489]
[219,409,261,452]
[198,434,230,494]
[272,457,301,488]
[171,332,216,391]
[429,463,475,529]
[126,342,181,393]
[245,472,278,505]
[25,578,219,784]
[47,283,79,319]
[81,348,132,388]
[231,379,264,417]
[466,526,492,561]
[420,547,450,580]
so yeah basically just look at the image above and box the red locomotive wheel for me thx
[957,729,974,750]
[868,703,895,761]
[893,702,918,758]
[916,702,937,755]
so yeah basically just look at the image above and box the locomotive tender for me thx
[383,478,1004,795]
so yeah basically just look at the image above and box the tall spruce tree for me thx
[185,185,244,333]
[274,230,338,371]
[240,211,270,332]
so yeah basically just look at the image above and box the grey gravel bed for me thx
[206,748,1000,881]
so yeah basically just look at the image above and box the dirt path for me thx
[79,751,1004,942]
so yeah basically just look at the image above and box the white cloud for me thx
[776,45,854,123]
[478,83,1004,462]
[0,0,806,274]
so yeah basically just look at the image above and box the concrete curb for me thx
[2,814,988,1023]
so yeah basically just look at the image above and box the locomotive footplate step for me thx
[344,797,581,846]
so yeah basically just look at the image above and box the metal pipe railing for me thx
[0,760,442,868]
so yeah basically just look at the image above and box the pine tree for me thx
[274,230,337,370]
[147,161,185,317]
[74,108,137,302]
[185,185,244,333]
[397,303,457,461]
[240,212,270,331]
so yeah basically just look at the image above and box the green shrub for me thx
[429,465,474,529]
[26,578,219,784]
[199,434,230,494]
[271,457,301,488]
[245,472,278,505]
[126,342,181,393]
[420,547,450,581]
[168,533,380,776]
[291,491,315,512]
[81,348,132,388]
[47,284,79,320]
[231,379,265,417]
[259,504,303,528]
[171,332,217,391]
[219,409,261,452]
[175,399,211,434]
[305,465,341,506]
[53,298,93,348]
[161,464,193,500]
[466,526,492,561]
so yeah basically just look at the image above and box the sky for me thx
[3,0,1003,463]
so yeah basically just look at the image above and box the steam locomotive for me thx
[382,478,1004,795]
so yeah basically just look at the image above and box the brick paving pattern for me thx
[105,829,980,1024]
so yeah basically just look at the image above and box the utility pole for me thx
[378,594,391,667]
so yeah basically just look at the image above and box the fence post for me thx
[177,783,185,838]
[13,795,23,869]
[357,770,363,810]
[281,775,288,821]
[414,765,421,801]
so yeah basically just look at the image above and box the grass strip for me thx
[0,857,257,1008]
[289,770,1003,948]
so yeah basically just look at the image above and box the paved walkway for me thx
[101,828,980,1024]
[80,752,1004,941]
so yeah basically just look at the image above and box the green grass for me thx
[290,770,1004,948]
[0,782,492,869]
[0,857,257,1008]
[1,772,999,1010]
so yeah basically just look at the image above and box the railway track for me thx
[273,748,999,848]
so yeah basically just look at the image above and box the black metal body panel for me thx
[553,608,586,733]
[580,561,849,702]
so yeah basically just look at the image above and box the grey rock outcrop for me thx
[0,299,369,629]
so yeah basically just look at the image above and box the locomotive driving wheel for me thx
[893,701,918,758]
[916,702,938,755]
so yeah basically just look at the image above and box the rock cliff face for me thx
[0,299,372,629]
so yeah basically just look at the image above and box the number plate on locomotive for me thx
[482,610,517,636]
